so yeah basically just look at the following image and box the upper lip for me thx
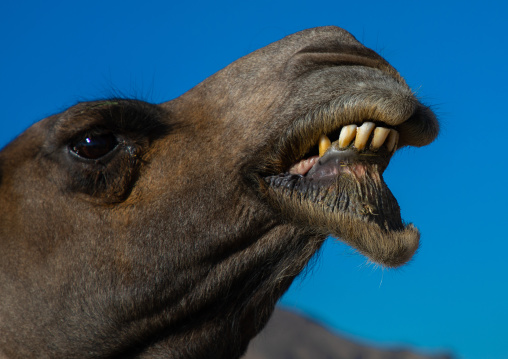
[264,98,438,178]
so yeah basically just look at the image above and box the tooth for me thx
[338,124,357,148]
[386,129,399,152]
[354,122,375,150]
[370,127,391,150]
[318,134,332,157]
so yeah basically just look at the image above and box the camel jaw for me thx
[263,147,419,268]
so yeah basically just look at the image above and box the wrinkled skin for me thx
[0,27,438,358]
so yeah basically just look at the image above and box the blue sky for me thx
[1,1,507,358]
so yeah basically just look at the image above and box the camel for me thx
[0,26,439,358]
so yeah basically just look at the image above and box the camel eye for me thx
[71,133,118,160]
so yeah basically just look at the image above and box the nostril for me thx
[70,133,118,160]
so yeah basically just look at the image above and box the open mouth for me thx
[287,122,398,177]
[262,119,422,268]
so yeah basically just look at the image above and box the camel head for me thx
[0,26,438,358]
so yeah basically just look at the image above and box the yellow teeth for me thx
[338,124,357,148]
[386,129,399,152]
[354,122,376,150]
[370,127,391,150]
[316,123,399,156]
[318,134,332,157]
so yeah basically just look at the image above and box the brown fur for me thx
[0,27,438,358]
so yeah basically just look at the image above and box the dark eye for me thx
[71,133,119,160]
